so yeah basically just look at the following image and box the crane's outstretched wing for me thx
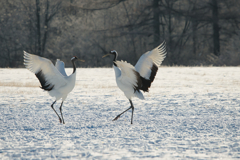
[23,51,67,91]
[115,60,144,99]
[135,41,167,92]
[55,59,68,77]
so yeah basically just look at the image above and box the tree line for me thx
[0,0,240,68]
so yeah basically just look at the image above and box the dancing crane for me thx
[102,41,167,124]
[23,51,84,124]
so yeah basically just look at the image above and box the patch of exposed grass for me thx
[0,82,39,88]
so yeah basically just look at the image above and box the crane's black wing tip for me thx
[35,70,54,91]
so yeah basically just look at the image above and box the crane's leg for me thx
[59,101,65,124]
[51,100,62,123]
[129,100,134,124]
[112,99,134,124]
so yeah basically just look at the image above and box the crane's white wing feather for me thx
[55,59,68,77]
[115,60,138,88]
[135,41,167,79]
[23,51,67,90]
[113,65,121,78]
[114,60,144,99]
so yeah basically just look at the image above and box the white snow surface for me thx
[0,67,240,159]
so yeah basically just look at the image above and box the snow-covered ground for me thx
[0,67,240,159]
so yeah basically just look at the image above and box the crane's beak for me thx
[78,59,85,62]
[102,53,110,58]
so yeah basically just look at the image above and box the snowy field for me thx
[0,67,240,159]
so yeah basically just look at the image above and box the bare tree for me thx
[1,0,240,67]
[211,0,220,56]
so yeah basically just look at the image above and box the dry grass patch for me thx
[0,82,39,88]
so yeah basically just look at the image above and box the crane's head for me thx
[71,56,85,62]
[102,50,118,58]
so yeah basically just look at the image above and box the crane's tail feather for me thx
[135,90,144,100]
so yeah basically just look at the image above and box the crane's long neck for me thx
[113,52,118,66]
[71,60,76,74]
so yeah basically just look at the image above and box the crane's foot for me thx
[112,115,121,121]
[59,118,62,123]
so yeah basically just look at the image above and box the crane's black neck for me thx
[71,60,76,74]
[112,52,118,66]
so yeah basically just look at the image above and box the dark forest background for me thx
[1,0,240,68]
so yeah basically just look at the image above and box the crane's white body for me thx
[49,72,76,101]
[113,62,144,100]
[23,51,79,124]
[107,41,167,124]
[23,52,76,101]
[113,42,166,100]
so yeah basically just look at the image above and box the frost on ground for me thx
[0,67,240,159]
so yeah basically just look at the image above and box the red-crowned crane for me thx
[102,41,167,124]
[23,51,84,124]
